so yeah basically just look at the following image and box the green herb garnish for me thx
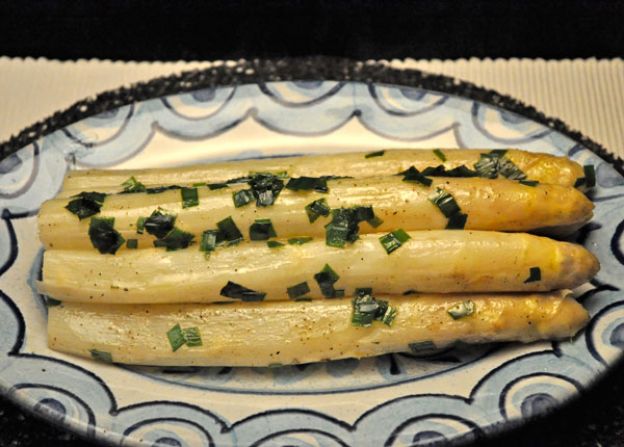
[249,173,285,206]
[519,180,539,187]
[447,300,476,320]
[233,189,255,208]
[126,239,138,249]
[217,217,243,245]
[65,191,107,219]
[167,324,186,352]
[285,176,329,193]
[402,166,433,187]
[379,229,411,254]
[136,217,146,234]
[183,327,203,347]
[249,218,277,241]
[420,165,479,178]
[88,217,125,254]
[305,198,331,223]
[365,150,385,159]
[144,209,176,239]
[474,150,526,180]
[192,182,206,187]
[121,176,146,194]
[208,183,229,190]
[574,165,596,188]
[287,281,311,299]
[153,228,195,251]
[89,349,113,363]
[314,264,344,298]
[324,206,381,248]
[267,240,285,248]
[200,229,219,253]
[145,185,182,194]
[220,281,266,301]
[351,289,397,327]
[524,266,542,283]
[433,149,446,162]
[408,341,437,354]
[288,236,313,245]
[181,187,199,208]
[429,188,467,230]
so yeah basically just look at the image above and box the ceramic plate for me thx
[1,59,623,447]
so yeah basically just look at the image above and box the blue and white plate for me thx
[1,60,623,446]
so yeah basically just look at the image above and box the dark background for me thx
[1,0,624,446]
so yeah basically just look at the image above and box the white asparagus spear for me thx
[38,230,599,304]
[47,291,588,367]
[58,148,585,197]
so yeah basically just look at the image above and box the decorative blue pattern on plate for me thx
[1,80,622,446]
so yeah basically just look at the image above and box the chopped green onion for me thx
[419,165,478,177]
[314,264,342,298]
[446,212,468,230]
[519,180,539,187]
[351,290,397,327]
[145,185,182,194]
[429,188,467,229]
[447,300,476,320]
[144,209,176,239]
[402,166,433,187]
[288,236,313,245]
[216,217,243,245]
[126,239,138,249]
[287,281,310,299]
[575,165,597,188]
[365,150,385,159]
[65,191,107,219]
[474,150,526,180]
[249,173,285,206]
[208,183,229,190]
[408,341,437,354]
[153,228,195,251]
[200,229,219,253]
[136,217,146,234]
[305,198,331,223]
[285,176,329,193]
[267,240,285,248]
[366,215,384,228]
[379,305,398,326]
[233,189,254,208]
[192,182,206,187]
[89,349,113,363]
[324,206,379,248]
[167,324,186,352]
[88,217,125,254]
[121,176,146,194]
[183,327,203,347]
[433,149,446,162]
[524,266,542,283]
[181,187,199,208]
[379,229,411,254]
[220,281,266,301]
[249,219,277,241]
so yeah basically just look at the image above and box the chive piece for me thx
[126,239,138,249]
[379,229,411,254]
[402,166,433,187]
[225,175,252,185]
[305,198,331,223]
[519,180,539,187]
[89,349,113,363]
[584,165,596,188]
[323,206,382,248]
[46,297,63,307]
[524,266,542,283]
[181,187,199,208]
[474,153,501,179]
[351,289,397,327]
[285,176,329,193]
[446,212,468,230]
[183,327,203,347]
[498,157,527,180]
[250,170,289,179]
[267,240,285,248]
[490,149,508,156]
[365,150,385,159]
[217,217,243,245]
[419,165,479,178]
[288,236,313,245]
[233,189,255,208]
[136,217,146,234]
[249,218,277,241]
[88,217,125,254]
[408,341,437,354]
[144,209,176,239]
[192,182,206,187]
[433,149,446,162]
[200,229,219,253]
[220,281,266,301]
[429,189,460,218]
[121,176,146,193]
[355,287,373,296]
[367,215,384,228]
[474,150,526,180]
[208,183,229,190]
[249,173,285,206]
[447,300,476,320]
[65,191,107,219]
[287,281,311,299]
[154,228,195,251]
[145,185,182,194]
[167,324,186,352]
[403,289,418,296]
[314,264,341,298]
[380,305,398,326]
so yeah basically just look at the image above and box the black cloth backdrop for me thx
[0,1,623,446]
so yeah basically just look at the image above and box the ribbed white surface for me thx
[0,57,622,156]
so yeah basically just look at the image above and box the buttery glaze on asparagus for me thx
[38,230,599,304]
[39,176,593,250]
[48,291,589,367]
[58,148,585,197]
